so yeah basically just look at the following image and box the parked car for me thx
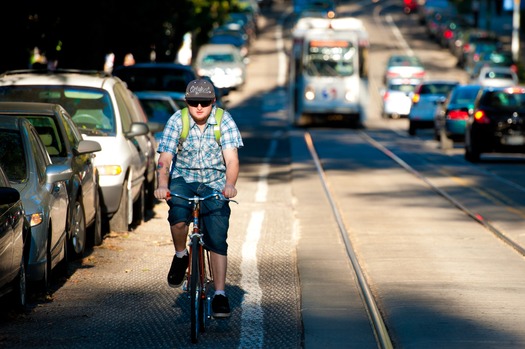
[408,80,460,135]
[471,66,519,87]
[452,29,499,68]
[0,164,30,308]
[417,0,456,24]
[114,64,227,109]
[380,78,419,119]
[194,43,248,91]
[112,62,199,94]
[465,86,525,162]
[209,31,250,59]
[128,92,157,211]
[0,69,151,233]
[433,84,482,142]
[383,54,426,85]
[435,15,472,49]
[463,40,502,75]
[135,91,180,143]
[403,0,418,14]
[0,101,103,258]
[0,115,72,291]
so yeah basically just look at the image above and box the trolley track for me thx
[303,126,525,348]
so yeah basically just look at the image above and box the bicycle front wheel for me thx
[190,235,204,343]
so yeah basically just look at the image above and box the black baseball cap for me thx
[185,79,216,101]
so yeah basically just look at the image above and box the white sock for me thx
[175,249,188,258]
[214,290,226,297]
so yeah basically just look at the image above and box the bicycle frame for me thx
[169,192,236,344]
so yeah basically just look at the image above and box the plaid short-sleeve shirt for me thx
[157,106,243,192]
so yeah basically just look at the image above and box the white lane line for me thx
[239,210,265,349]
[239,134,279,348]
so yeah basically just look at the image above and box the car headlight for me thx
[97,165,122,176]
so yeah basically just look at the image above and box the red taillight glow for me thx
[413,72,426,78]
[473,110,490,124]
[447,110,469,120]
[444,30,453,40]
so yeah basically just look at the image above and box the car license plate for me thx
[502,135,525,145]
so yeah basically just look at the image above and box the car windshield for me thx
[138,98,177,125]
[419,83,458,94]
[451,87,480,104]
[0,130,27,182]
[0,86,115,136]
[483,91,525,109]
[389,83,417,93]
[388,56,422,67]
[202,53,236,63]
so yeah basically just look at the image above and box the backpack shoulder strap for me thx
[214,108,224,145]
[177,107,190,152]
[178,107,223,152]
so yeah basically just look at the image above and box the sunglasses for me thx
[186,100,213,107]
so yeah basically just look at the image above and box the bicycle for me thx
[166,191,237,344]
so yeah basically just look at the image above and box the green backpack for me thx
[177,107,224,152]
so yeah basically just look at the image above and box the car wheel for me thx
[90,187,104,246]
[145,175,156,211]
[408,121,416,136]
[465,146,480,162]
[68,198,86,260]
[33,234,52,293]
[132,182,145,227]
[109,178,131,232]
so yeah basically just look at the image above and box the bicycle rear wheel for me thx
[190,235,204,343]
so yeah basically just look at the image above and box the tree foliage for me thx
[0,0,235,72]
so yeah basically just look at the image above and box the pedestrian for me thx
[472,0,480,27]
[154,79,243,318]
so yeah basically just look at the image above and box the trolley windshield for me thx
[304,39,356,77]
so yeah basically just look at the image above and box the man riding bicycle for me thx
[154,79,243,318]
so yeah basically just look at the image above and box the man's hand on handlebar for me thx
[154,186,171,200]
[222,183,237,198]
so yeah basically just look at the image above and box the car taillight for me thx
[444,30,453,40]
[413,71,426,78]
[383,91,389,100]
[510,64,518,73]
[473,110,490,124]
[412,93,420,103]
[447,110,469,120]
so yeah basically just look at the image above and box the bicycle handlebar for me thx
[166,191,238,204]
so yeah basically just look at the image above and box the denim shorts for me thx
[167,177,231,255]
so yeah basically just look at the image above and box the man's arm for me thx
[154,152,174,199]
[222,147,239,198]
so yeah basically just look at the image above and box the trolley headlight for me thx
[345,90,356,102]
[305,86,315,101]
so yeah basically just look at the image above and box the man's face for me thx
[186,99,214,124]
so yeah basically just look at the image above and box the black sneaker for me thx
[167,254,188,288]
[212,294,231,318]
